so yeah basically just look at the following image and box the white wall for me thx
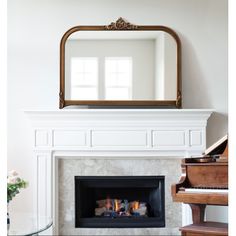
[8,0,228,222]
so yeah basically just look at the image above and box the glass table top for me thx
[8,212,52,236]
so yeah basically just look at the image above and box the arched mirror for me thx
[60,18,182,108]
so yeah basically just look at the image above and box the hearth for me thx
[75,176,165,228]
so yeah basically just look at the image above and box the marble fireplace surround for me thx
[25,109,213,235]
[58,157,181,235]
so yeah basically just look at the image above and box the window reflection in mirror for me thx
[70,56,133,100]
[105,57,132,100]
[70,57,98,100]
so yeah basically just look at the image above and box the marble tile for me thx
[58,158,182,235]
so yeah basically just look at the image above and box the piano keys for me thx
[172,160,228,206]
[182,188,228,194]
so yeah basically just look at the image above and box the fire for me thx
[133,201,139,210]
[95,198,147,218]
[114,199,119,211]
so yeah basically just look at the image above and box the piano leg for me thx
[189,204,206,224]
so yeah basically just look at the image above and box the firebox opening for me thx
[75,176,165,228]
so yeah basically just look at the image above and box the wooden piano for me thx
[172,135,228,236]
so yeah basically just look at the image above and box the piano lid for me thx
[204,134,228,156]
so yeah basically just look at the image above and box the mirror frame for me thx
[60,18,182,108]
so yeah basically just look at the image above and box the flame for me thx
[133,201,139,210]
[114,199,119,211]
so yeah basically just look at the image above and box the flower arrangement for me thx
[7,170,28,202]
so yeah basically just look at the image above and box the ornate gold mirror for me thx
[60,18,181,108]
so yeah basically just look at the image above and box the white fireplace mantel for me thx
[25,109,213,235]
[25,109,213,157]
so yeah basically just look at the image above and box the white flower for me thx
[9,170,18,177]
[7,176,19,184]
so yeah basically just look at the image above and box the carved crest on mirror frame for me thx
[105,17,138,30]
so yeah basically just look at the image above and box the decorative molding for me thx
[35,129,49,147]
[35,153,53,235]
[25,109,213,124]
[105,17,138,30]
[25,109,213,155]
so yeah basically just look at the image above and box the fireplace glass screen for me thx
[75,176,165,228]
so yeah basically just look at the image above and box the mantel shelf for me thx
[24,109,213,125]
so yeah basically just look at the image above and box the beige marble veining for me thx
[58,158,182,235]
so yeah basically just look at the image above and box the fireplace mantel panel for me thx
[25,109,213,235]
[26,109,213,157]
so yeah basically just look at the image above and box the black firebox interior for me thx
[75,176,165,228]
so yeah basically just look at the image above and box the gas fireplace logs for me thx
[95,198,147,217]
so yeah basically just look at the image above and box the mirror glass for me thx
[64,31,177,101]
